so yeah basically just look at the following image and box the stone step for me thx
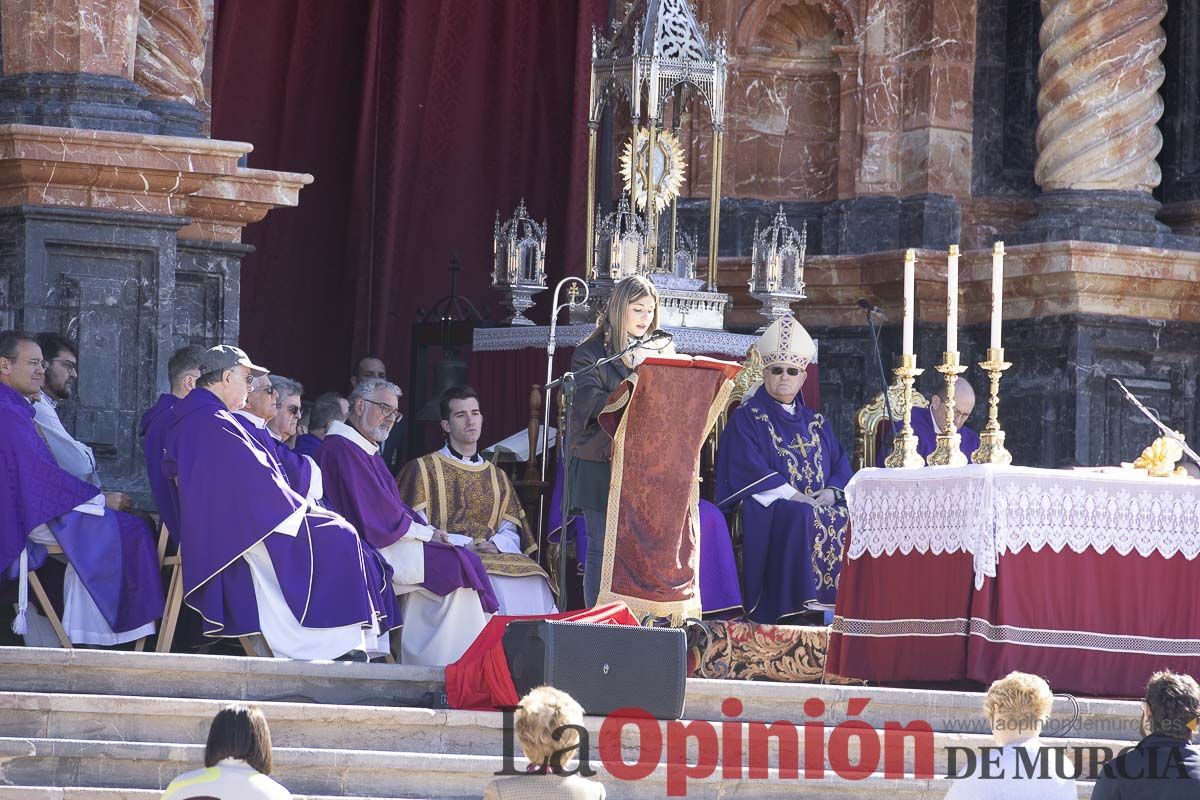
[0,646,1145,741]
[0,691,1135,776]
[0,646,444,708]
[0,789,419,800]
[0,737,1097,800]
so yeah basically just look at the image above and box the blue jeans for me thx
[582,508,607,607]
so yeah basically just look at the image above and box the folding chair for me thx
[26,543,148,651]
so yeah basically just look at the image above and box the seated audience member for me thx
[163,345,399,661]
[482,686,605,800]
[234,373,318,498]
[944,671,1075,799]
[398,386,556,615]
[350,354,404,474]
[293,392,347,458]
[877,377,979,466]
[0,330,162,646]
[1091,670,1200,799]
[161,704,291,800]
[265,376,303,446]
[715,315,851,623]
[33,332,131,511]
[317,377,497,666]
[140,344,207,540]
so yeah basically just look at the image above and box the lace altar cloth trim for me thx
[832,615,1200,656]
[846,464,1200,589]
[471,325,805,360]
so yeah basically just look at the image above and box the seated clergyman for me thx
[0,330,163,647]
[163,345,400,661]
[876,376,979,466]
[293,391,347,458]
[317,377,498,666]
[715,315,851,624]
[234,373,319,498]
[398,385,557,616]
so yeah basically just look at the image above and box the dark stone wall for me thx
[675,194,960,257]
[1159,0,1200,205]
[0,206,184,495]
[971,0,1041,198]
[0,205,251,501]
[807,315,1200,472]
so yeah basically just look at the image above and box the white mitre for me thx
[757,314,816,370]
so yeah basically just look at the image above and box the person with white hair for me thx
[715,314,851,624]
[482,686,606,799]
[317,377,498,666]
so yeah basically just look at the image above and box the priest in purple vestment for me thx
[233,374,317,498]
[140,344,206,543]
[163,345,400,661]
[293,392,348,459]
[875,377,980,466]
[317,377,497,666]
[0,330,163,645]
[716,316,852,625]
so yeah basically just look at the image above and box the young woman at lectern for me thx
[568,275,674,606]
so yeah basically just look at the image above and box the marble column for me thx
[1018,0,1199,249]
[0,0,158,132]
[134,0,211,136]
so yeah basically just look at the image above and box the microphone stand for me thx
[545,335,650,610]
[1110,377,1200,468]
[537,277,589,602]
[865,307,896,434]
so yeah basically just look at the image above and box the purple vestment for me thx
[876,407,981,466]
[547,459,743,615]
[163,388,400,639]
[1,383,162,633]
[293,433,322,459]
[317,434,499,612]
[232,413,315,496]
[716,389,852,623]
[140,393,179,541]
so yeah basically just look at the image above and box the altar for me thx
[828,464,1200,697]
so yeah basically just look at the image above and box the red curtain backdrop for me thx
[211,0,606,398]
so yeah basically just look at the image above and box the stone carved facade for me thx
[661,0,1200,469]
[0,0,307,499]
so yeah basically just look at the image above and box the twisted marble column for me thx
[1035,0,1167,192]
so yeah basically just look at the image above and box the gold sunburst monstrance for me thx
[621,127,687,214]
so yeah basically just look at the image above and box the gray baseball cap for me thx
[198,345,268,377]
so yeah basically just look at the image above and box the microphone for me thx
[857,298,886,320]
[645,329,674,343]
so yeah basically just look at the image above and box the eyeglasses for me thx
[49,358,78,374]
[768,366,802,377]
[283,404,301,416]
[361,398,402,422]
[255,384,277,396]
[231,369,255,388]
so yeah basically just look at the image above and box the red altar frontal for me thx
[469,325,821,438]
[828,464,1200,698]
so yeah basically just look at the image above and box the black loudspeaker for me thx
[502,620,687,720]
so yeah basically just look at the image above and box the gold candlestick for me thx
[972,346,1013,465]
[884,353,925,469]
[927,351,968,466]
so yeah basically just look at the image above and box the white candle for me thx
[903,249,915,356]
[991,241,1004,350]
[946,244,959,354]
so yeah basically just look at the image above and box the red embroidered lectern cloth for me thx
[595,356,741,624]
